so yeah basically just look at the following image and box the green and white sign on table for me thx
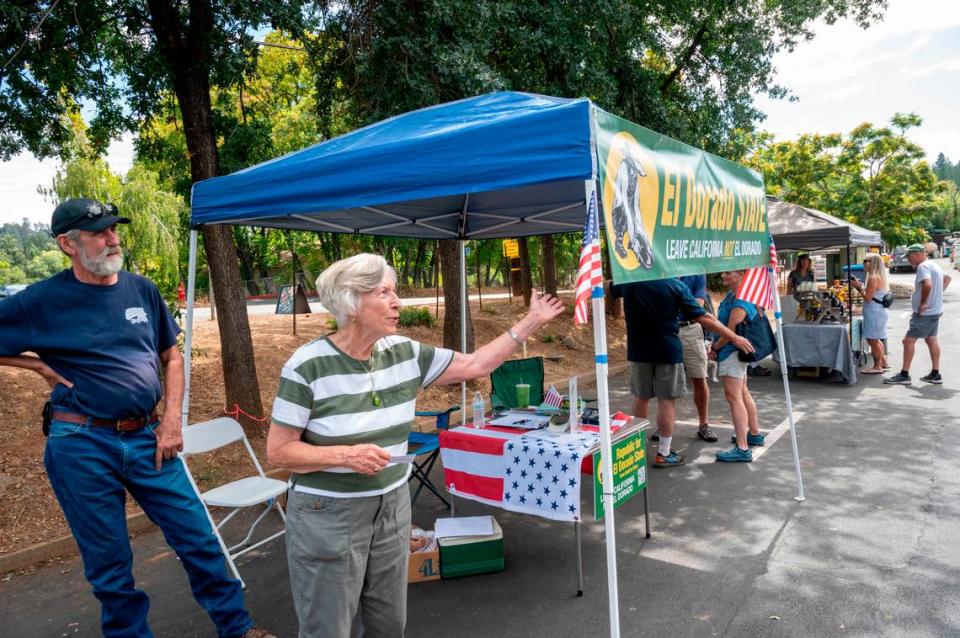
[593,431,647,520]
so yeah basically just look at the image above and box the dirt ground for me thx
[0,294,627,557]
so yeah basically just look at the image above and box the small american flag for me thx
[736,236,778,308]
[543,385,563,408]
[574,189,603,324]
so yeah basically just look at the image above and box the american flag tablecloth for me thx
[439,426,604,523]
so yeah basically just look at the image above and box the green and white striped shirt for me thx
[272,335,454,497]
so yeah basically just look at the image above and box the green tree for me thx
[44,117,184,295]
[1,1,325,429]
[314,0,887,346]
[25,249,67,280]
[748,113,940,246]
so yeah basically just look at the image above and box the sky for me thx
[2,0,959,227]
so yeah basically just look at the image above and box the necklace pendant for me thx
[372,392,381,407]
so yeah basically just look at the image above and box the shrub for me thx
[540,333,557,343]
[399,306,435,327]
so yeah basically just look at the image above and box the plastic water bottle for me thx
[472,391,486,429]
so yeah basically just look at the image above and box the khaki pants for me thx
[679,322,708,379]
[286,486,411,638]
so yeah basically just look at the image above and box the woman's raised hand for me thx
[527,288,565,327]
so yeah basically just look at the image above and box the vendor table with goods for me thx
[774,279,866,384]
[439,414,650,595]
[776,317,864,384]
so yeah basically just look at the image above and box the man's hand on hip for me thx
[153,414,184,470]
[36,361,74,390]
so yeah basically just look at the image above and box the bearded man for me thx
[0,199,272,638]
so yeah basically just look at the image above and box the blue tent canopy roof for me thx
[190,92,596,239]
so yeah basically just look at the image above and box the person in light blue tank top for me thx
[849,253,889,373]
[710,271,765,462]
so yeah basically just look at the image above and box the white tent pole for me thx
[181,229,199,429]
[586,180,621,638]
[770,266,805,501]
[460,239,468,426]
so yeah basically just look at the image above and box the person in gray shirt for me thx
[884,244,952,385]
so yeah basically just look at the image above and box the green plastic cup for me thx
[515,383,530,409]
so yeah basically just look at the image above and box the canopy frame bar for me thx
[291,214,354,233]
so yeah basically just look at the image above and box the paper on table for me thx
[435,515,495,539]
[389,454,416,463]
[487,413,552,429]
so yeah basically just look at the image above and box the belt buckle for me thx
[116,418,141,432]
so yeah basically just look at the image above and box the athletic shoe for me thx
[716,446,752,462]
[653,451,686,468]
[920,372,943,384]
[883,372,911,385]
[730,432,765,447]
[697,425,718,442]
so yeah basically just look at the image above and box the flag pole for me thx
[584,180,622,638]
[770,266,805,501]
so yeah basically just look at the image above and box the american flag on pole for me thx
[574,189,603,324]
[543,385,564,408]
[736,236,778,308]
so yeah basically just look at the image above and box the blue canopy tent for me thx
[191,92,595,238]
[186,91,802,637]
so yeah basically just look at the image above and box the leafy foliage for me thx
[746,113,944,246]
[398,305,435,328]
[0,220,63,283]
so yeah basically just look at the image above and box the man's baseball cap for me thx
[51,198,130,236]
[906,244,925,254]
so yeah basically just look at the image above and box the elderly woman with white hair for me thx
[267,253,564,638]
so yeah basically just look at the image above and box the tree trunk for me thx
[518,236,533,306]
[147,0,264,435]
[542,235,558,296]
[411,240,426,289]
[438,239,475,352]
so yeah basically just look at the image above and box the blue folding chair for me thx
[408,405,460,509]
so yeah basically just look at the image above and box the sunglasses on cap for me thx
[80,202,120,220]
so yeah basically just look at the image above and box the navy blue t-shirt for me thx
[613,279,706,364]
[0,269,181,419]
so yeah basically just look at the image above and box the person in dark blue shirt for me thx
[676,274,717,442]
[0,198,272,638]
[614,279,753,468]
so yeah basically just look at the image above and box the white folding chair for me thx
[181,417,287,588]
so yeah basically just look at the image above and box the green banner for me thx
[594,108,769,284]
[593,431,646,520]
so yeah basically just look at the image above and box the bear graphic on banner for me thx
[605,135,659,271]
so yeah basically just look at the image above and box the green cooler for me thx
[438,517,504,578]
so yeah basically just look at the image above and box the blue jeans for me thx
[44,415,252,638]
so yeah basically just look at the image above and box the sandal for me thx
[860,368,883,375]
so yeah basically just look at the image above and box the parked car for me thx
[0,283,28,298]
[888,250,914,273]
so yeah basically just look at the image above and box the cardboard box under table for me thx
[438,518,504,579]
[408,547,441,583]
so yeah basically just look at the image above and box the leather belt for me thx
[52,411,157,432]
[679,320,697,327]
